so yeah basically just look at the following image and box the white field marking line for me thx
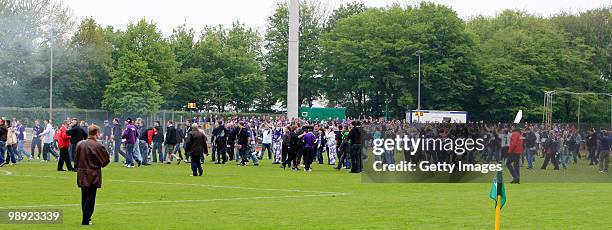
[108,179,342,194]
[0,169,12,175]
[0,193,349,209]
[3,170,349,195]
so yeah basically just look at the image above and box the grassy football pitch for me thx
[0,158,610,229]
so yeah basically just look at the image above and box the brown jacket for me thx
[185,130,208,157]
[75,138,110,188]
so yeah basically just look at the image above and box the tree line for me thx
[1,0,611,122]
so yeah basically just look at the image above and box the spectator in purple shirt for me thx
[121,118,140,167]
[15,120,32,161]
[302,129,316,172]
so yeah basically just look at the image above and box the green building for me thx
[298,107,346,121]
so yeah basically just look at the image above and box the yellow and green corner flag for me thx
[489,170,506,229]
[489,170,506,208]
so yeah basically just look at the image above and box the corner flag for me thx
[489,170,506,230]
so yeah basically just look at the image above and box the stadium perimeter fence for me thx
[0,107,280,134]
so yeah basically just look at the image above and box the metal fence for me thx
[0,107,181,127]
[0,107,281,128]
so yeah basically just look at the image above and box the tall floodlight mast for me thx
[287,0,299,119]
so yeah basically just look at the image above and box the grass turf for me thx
[0,157,610,229]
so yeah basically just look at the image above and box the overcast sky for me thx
[61,0,611,35]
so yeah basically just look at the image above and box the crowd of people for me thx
[0,115,366,175]
[0,116,609,179]
[2,115,608,226]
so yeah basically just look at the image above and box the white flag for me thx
[513,110,523,124]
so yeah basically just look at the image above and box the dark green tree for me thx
[102,51,163,115]
[322,3,479,118]
[114,19,179,108]
[552,6,612,80]
[468,10,603,122]
[187,23,265,112]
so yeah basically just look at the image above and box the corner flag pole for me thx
[489,111,517,230]
[495,194,501,230]
[494,170,503,230]
[489,171,505,230]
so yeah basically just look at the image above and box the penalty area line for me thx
[108,179,343,194]
[0,193,349,209]
[3,171,351,196]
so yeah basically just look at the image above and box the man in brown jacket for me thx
[185,123,208,176]
[75,125,110,225]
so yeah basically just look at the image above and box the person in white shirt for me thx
[260,124,273,160]
[272,123,284,164]
[39,120,55,162]
[325,126,337,165]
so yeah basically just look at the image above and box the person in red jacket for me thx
[146,127,156,161]
[507,127,524,184]
[57,120,74,171]
[147,128,155,146]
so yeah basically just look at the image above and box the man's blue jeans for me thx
[139,140,149,164]
[316,147,324,164]
[239,146,249,164]
[31,138,42,158]
[16,140,31,160]
[173,144,184,159]
[132,142,142,163]
[261,143,273,159]
[248,146,259,165]
[69,144,77,163]
[164,144,175,162]
[113,140,125,163]
[6,144,16,164]
[125,143,134,165]
[559,148,571,169]
[43,143,51,161]
[0,141,6,163]
[152,142,163,162]
[49,142,58,159]
[526,148,535,168]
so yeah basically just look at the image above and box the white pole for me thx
[417,54,421,110]
[547,92,551,127]
[578,95,580,131]
[287,0,299,119]
[550,93,554,126]
[49,30,53,121]
[545,93,549,128]
[542,92,547,124]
